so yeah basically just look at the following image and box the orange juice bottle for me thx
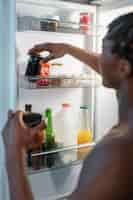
[77,105,93,159]
[78,129,93,145]
[77,105,93,145]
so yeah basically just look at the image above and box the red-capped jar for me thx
[37,61,51,87]
[80,13,91,33]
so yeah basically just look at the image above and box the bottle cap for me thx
[62,103,71,108]
[45,108,52,117]
[40,62,51,68]
[80,105,89,109]
[45,108,52,112]
[25,104,32,112]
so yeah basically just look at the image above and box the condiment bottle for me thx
[25,104,32,168]
[24,104,44,170]
[45,108,56,168]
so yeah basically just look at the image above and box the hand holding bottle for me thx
[28,43,69,62]
[3,111,46,153]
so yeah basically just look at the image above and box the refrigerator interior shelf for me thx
[39,28,101,37]
[17,28,102,37]
[20,75,101,89]
[16,0,97,18]
[17,26,102,37]
[32,142,95,156]
[28,142,95,174]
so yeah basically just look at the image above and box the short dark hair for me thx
[106,12,133,67]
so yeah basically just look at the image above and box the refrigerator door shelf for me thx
[28,142,95,175]
[20,75,101,89]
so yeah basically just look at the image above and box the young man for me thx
[4,13,133,199]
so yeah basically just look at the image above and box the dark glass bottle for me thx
[25,55,42,77]
[25,104,32,168]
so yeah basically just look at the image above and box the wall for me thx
[95,86,118,141]
[95,5,133,141]
[102,0,133,11]
[94,7,124,141]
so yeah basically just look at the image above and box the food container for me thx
[80,13,91,33]
[36,78,50,87]
[40,19,59,32]
[59,10,80,24]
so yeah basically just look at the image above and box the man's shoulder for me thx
[85,128,133,172]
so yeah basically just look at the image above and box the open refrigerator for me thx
[1,0,132,199]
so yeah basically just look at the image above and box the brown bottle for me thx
[25,104,32,168]
[25,104,43,170]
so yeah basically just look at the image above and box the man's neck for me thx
[118,81,128,121]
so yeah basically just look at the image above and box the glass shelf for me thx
[28,142,95,174]
[20,75,101,89]
[17,26,101,37]
[16,0,100,36]
[16,0,97,18]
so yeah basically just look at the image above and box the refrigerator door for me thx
[0,0,17,131]
[16,1,98,199]
[0,0,16,199]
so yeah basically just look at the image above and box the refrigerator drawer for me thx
[29,161,83,200]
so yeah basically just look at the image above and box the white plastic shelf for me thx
[20,75,101,89]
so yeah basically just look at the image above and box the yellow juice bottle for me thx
[78,129,93,145]
[77,105,93,159]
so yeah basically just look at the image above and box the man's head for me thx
[100,12,133,89]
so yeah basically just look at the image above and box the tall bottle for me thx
[25,55,42,77]
[25,104,32,167]
[45,108,56,168]
[45,108,55,149]
[77,105,93,145]
[77,105,93,159]
[60,103,77,146]
[54,103,77,164]
[25,104,43,170]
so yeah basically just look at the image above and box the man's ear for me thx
[119,59,131,79]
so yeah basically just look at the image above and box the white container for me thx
[54,103,77,146]
[58,10,80,24]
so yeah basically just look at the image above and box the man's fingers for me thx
[28,45,45,54]
[41,54,55,62]
[15,111,46,131]
[34,43,51,51]
[28,48,42,55]
[16,111,28,129]
[28,43,52,55]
